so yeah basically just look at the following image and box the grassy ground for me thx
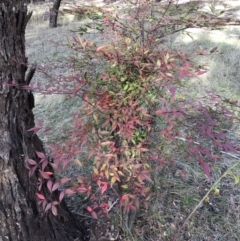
[26,1,240,240]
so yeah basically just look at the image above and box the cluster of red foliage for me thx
[25,0,239,219]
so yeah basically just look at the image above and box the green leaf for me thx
[123,83,129,91]
[234,174,239,184]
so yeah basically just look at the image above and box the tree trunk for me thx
[32,0,45,2]
[49,0,62,28]
[24,0,45,3]
[0,1,86,240]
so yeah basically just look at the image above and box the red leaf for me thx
[59,191,65,202]
[197,70,207,75]
[20,84,32,90]
[144,200,149,210]
[51,204,58,216]
[223,142,237,153]
[44,171,53,175]
[52,201,59,205]
[169,87,175,96]
[130,205,137,212]
[87,185,92,197]
[42,200,47,210]
[134,197,140,209]
[100,141,112,146]
[37,178,43,191]
[134,164,142,169]
[77,176,85,183]
[27,158,37,165]
[48,144,56,151]
[77,187,87,193]
[212,140,222,148]
[45,202,52,212]
[62,159,69,169]
[155,107,167,115]
[50,163,58,169]
[36,151,45,159]
[101,182,108,194]
[202,162,211,179]
[36,193,45,200]
[44,127,51,134]
[86,206,92,212]
[47,180,53,193]
[29,165,37,177]
[198,158,211,178]
[65,189,76,196]
[41,160,48,171]
[140,172,153,183]
[60,177,70,184]
[120,194,129,206]
[52,182,60,192]
[210,46,218,53]
[96,45,107,52]
[27,126,41,135]
[39,170,52,179]
[206,126,213,138]
[140,187,150,197]
[91,211,97,219]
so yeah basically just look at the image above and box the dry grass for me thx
[26,1,240,240]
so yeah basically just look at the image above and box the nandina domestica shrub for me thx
[26,0,240,231]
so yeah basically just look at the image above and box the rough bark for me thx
[24,0,45,3]
[0,1,86,240]
[49,0,62,28]
[32,0,45,2]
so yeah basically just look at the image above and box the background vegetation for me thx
[26,0,240,240]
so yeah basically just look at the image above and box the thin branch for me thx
[108,198,119,212]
